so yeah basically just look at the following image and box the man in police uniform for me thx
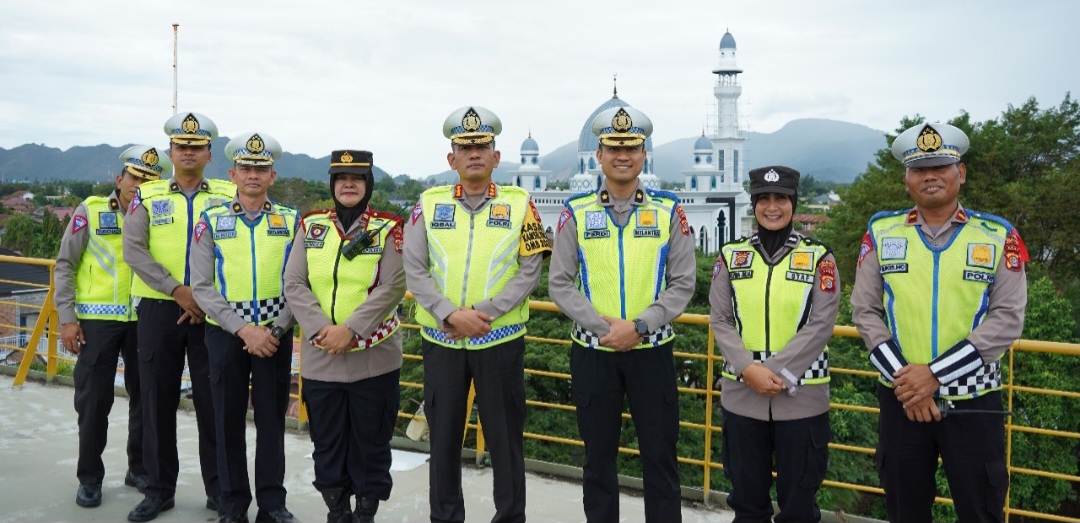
[403,106,550,523]
[124,112,235,522]
[549,106,695,523]
[191,132,298,523]
[852,122,1028,523]
[56,145,168,508]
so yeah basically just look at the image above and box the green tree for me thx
[33,211,65,258]
[1,214,38,254]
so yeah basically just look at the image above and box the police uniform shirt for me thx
[123,177,222,298]
[851,203,1027,363]
[548,179,696,336]
[189,195,295,335]
[54,191,128,325]
[709,231,840,420]
[402,184,544,329]
[282,212,406,383]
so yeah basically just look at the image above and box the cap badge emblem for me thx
[181,113,200,133]
[916,125,943,152]
[340,151,353,163]
[141,148,159,167]
[246,134,264,154]
[462,108,482,132]
[764,169,780,182]
[612,108,633,133]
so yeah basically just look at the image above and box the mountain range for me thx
[0,119,886,185]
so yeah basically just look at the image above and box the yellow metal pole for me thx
[702,325,716,507]
[13,287,55,387]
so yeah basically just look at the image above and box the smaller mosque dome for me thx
[694,135,712,152]
[719,31,736,50]
[521,135,539,152]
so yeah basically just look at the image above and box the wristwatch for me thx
[633,319,649,336]
[270,326,286,339]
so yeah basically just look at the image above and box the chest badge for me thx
[967,243,996,268]
[880,237,907,260]
[583,210,610,239]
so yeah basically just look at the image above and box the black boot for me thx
[353,497,379,523]
[320,488,351,523]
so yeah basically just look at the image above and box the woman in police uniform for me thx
[282,150,405,523]
[708,165,840,523]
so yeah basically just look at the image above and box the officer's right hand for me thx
[237,325,279,358]
[904,396,943,423]
[172,286,205,325]
[741,364,785,396]
[61,322,85,355]
[444,308,494,339]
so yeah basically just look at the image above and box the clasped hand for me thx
[893,364,942,422]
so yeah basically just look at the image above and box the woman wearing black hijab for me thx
[283,150,406,523]
[708,166,841,523]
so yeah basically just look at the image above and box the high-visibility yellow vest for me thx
[869,209,1010,399]
[718,237,830,385]
[130,178,236,300]
[565,188,678,351]
[200,201,298,327]
[413,185,531,349]
[303,209,401,350]
[74,196,136,322]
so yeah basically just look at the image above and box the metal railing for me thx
[4,254,1078,522]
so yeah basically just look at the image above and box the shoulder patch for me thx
[675,204,690,236]
[711,255,724,280]
[858,232,874,268]
[1004,229,1029,272]
[557,209,572,233]
[411,202,423,224]
[71,215,88,233]
[194,221,209,243]
[818,259,837,293]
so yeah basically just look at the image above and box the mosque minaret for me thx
[513,29,751,254]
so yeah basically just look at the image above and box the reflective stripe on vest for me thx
[718,238,830,385]
[870,210,1009,399]
[413,186,530,350]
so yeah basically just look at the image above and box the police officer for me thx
[852,122,1028,523]
[709,166,840,523]
[403,106,550,523]
[56,145,167,508]
[548,106,695,523]
[283,149,405,523]
[124,112,234,522]
[190,132,298,523]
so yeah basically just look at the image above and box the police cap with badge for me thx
[748,166,800,197]
[329,149,374,181]
[225,132,282,166]
[591,106,653,147]
[163,112,218,147]
[891,122,970,168]
[443,106,502,145]
[119,145,171,180]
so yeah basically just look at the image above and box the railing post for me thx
[703,324,716,508]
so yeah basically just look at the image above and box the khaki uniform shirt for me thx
[709,232,840,420]
[283,212,406,383]
[402,188,543,329]
[548,180,696,335]
[189,195,295,335]
[54,191,125,325]
[851,204,1027,363]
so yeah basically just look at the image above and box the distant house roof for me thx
[46,206,74,221]
[3,190,32,201]
[2,197,32,208]
[793,214,831,225]
[0,247,51,297]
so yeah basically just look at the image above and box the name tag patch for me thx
[880,263,909,274]
[785,271,814,284]
[729,270,753,280]
[584,211,610,239]
[963,270,995,284]
[967,243,996,268]
[431,204,457,229]
[880,237,907,260]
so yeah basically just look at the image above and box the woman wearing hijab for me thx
[708,165,840,523]
[282,150,405,523]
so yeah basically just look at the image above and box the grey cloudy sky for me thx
[1,1,1077,178]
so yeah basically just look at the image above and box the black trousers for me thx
[303,369,400,500]
[570,342,682,523]
[73,319,144,486]
[136,298,219,499]
[721,409,831,523]
[205,325,293,516]
[876,384,1008,523]
[422,337,526,523]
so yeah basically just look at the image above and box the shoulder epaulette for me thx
[965,210,1015,232]
[137,179,170,197]
[645,188,680,204]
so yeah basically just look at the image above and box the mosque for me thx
[507,30,752,254]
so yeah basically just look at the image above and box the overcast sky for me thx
[1,1,1077,178]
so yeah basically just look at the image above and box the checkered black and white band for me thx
[228,296,287,325]
[723,350,830,385]
[422,323,525,347]
[929,339,984,386]
[571,322,674,349]
[76,303,130,317]
[937,360,1002,399]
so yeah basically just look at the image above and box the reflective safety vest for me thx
[565,188,678,351]
[414,185,531,349]
[130,178,236,300]
[718,237,830,385]
[74,196,136,322]
[303,210,401,351]
[869,209,1011,399]
[201,201,298,327]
